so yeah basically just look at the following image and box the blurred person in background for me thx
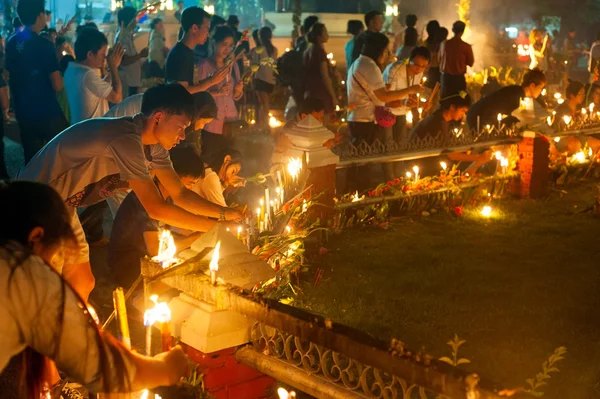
[115,6,149,97]
[396,14,418,61]
[251,26,277,129]
[303,23,336,122]
[439,21,473,98]
[345,20,364,69]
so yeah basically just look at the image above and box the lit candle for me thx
[302,199,308,213]
[144,295,172,355]
[582,108,587,121]
[481,206,492,217]
[547,116,552,126]
[276,170,283,187]
[210,241,220,286]
[260,197,265,222]
[412,165,419,183]
[406,171,412,180]
[418,107,423,120]
[497,113,502,130]
[590,103,595,115]
[563,115,572,126]
[256,207,261,229]
[440,161,447,173]
[264,189,270,226]
[237,226,242,240]
[406,111,414,127]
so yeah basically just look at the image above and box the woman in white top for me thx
[251,27,278,128]
[346,32,423,191]
[0,181,187,398]
[193,149,244,207]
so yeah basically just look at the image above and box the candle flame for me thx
[541,88,547,96]
[277,387,296,399]
[563,115,572,125]
[554,137,561,142]
[589,148,593,157]
[406,171,412,178]
[287,157,302,180]
[269,116,283,128]
[326,52,333,60]
[440,161,447,171]
[590,103,595,113]
[497,113,502,122]
[210,241,221,272]
[554,93,562,99]
[406,111,413,124]
[144,294,171,327]
[582,108,587,115]
[500,158,509,167]
[412,165,419,175]
[285,225,291,233]
[571,151,586,164]
[547,116,552,126]
[152,229,178,268]
[351,191,365,202]
[335,105,341,112]
[480,206,492,217]
[557,98,564,104]
[237,226,242,234]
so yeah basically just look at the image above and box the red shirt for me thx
[439,37,474,75]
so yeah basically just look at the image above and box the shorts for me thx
[254,79,275,93]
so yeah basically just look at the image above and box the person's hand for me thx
[155,345,188,385]
[139,47,149,58]
[228,175,246,188]
[225,207,243,221]
[107,43,125,69]
[234,80,244,93]
[409,85,425,94]
[386,99,405,108]
[217,83,232,97]
[405,96,419,108]
[209,65,231,86]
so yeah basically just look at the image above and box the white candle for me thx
[276,170,283,187]
[265,188,270,223]
[145,326,152,356]
[497,113,502,130]
[412,165,419,183]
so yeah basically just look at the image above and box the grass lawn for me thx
[297,182,600,399]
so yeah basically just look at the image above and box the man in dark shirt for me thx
[410,93,471,142]
[467,68,546,130]
[439,21,474,98]
[6,0,69,163]
[174,0,184,22]
[350,10,384,66]
[108,145,204,287]
[165,6,228,93]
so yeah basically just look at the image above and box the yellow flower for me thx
[255,46,265,55]
[250,64,260,72]
[458,91,467,99]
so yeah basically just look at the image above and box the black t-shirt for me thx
[107,188,167,287]
[410,109,449,142]
[165,41,196,86]
[466,85,525,129]
[5,29,63,120]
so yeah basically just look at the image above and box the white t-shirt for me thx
[64,62,113,123]
[0,242,136,392]
[383,61,423,116]
[105,93,143,117]
[347,55,385,123]
[192,167,226,207]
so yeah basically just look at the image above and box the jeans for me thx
[440,73,467,99]
[18,115,69,164]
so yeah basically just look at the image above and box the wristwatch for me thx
[219,207,226,221]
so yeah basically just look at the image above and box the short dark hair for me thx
[440,93,471,110]
[141,83,195,119]
[55,36,69,48]
[169,145,205,178]
[522,68,547,87]
[298,97,325,116]
[404,27,418,46]
[211,15,226,32]
[302,15,319,35]
[192,91,218,119]
[206,148,242,173]
[362,32,390,62]
[117,6,136,27]
[565,81,585,99]
[227,15,239,26]
[452,21,466,35]
[307,22,326,44]
[410,46,431,61]
[181,6,210,32]
[59,54,74,72]
[149,18,162,30]
[426,20,440,36]
[74,28,108,61]
[405,14,417,27]
[17,0,45,25]
[437,27,449,41]
[347,20,364,37]
[364,10,383,27]
[212,24,234,43]
[0,181,76,248]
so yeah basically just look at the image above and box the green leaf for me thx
[456,358,471,365]
[439,357,454,365]
[525,378,535,388]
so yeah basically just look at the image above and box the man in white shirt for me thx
[64,28,124,123]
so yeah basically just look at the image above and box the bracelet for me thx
[219,208,226,221]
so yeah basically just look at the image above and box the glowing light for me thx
[440,161,447,171]
[418,107,423,119]
[480,206,492,218]
[589,147,593,157]
[564,60,568,65]
[406,111,414,124]
[554,93,562,99]
[250,119,256,125]
[405,171,412,178]
[144,295,172,327]
[277,387,296,399]
[591,103,595,113]
[210,241,220,272]
[203,4,215,14]
[341,118,346,122]
[500,158,509,168]
[582,108,587,115]
[494,151,502,160]
[485,124,491,131]
[557,99,564,105]
[422,76,427,83]
[547,116,552,126]
[571,151,586,164]
[269,116,283,128]
[341,80,346,85]
[563,115,572,125]
[62,50,67,56]
[285,225,291,233]
[256,207,261,217]
[335,105,341,112]
[554,137,561,142]
[351,191,365,202]
[541,88,547,96]
[497,113,502,122]
[517,44,528,57]
[420,97,427,102]
[152,229,178,268]
[285,47,290,52]
[287,157,302,181]
[385,4,398,16]
[326,53,333,60]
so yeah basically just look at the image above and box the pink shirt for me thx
[196,58,240,134]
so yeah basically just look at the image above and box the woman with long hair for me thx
[0,180,187,398]
[197,25,244,157]
[251,27,278,128]
[193,148,244,207]
[303,23,337,120]
[529,28,549,70]
[424,20,441,89]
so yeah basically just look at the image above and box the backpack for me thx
[277,48,304,88]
